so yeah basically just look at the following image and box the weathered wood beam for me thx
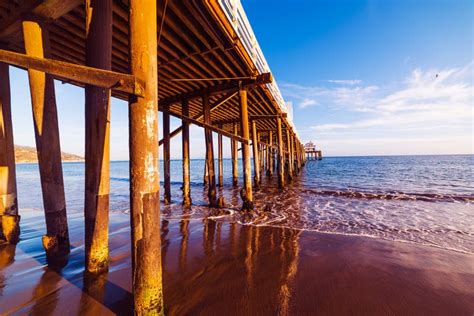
[251,121,260,187]
[0,63,20,244]
[212,114,287,125]
[277,116,285,188]
[218,123,223,187]
[162,107,250,145]
[23,19,70,256]
[128,0,163,313]
[163,106,171,204]
[0,49,145,97]
[158,91,237,146]
[0,0,82,40]
[159,72,272,108]
[240,88,253,210]
[286,129,293,180]
[84,0,112,274]
[203,94,217,207]
[267,130,273,176]
[181,99,192,206]
[231,123,239,186]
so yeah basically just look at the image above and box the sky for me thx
[8,0,474,159]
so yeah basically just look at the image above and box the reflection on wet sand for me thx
[0,209,473,315]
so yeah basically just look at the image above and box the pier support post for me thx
[258,132,264,178]
[182,99,192,206]
[267,131,273,176]
[203,160,208,186]
[84,0,112,273]
[23,19,70,255]
[286,129,293,180]
[276,117,285,189]
[251,120,260,188]
[218,123,223,187]
[0,63,20,244]
[231,123,239,186]
[129,0,163,313]
[163,106,171,204]
[239,88,253,209]
[203,94,217,207]
[296,140,301,173]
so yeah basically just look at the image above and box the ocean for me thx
[15,154,474,254]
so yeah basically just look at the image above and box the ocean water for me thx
[15,155,474,253]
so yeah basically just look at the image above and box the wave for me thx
[297,188,474,203]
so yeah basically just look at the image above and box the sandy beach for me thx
[1,209,472,315]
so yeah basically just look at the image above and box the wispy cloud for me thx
[327,79,362,85]
[299,98,318,109]
[283,62,473,155]
[280,81,378,110]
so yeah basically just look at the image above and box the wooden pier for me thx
[0,0,306,313]
[305,141,323,160]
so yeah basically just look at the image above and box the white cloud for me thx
[299,98,318,109]
[280,81,378,110]
[285,62,474,155]
[327,79,362,85]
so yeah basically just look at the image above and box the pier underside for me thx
[0,0,306,313]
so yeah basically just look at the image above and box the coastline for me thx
[1,209,473,315]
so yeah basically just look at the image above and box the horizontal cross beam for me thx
[159,72,272,108]
[162,108,250,145]
[158,91,237,145]
[0,0,82,40]
[0,49,145,97]
[212,113,287,126]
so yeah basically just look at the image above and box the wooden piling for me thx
[258,132,264,178]
[163,106,171,204]
[128,0,163,313]
[295,140,301,173]
[218,123,223,187]
[182,99,192,206]
[0,63,20,244]
[203,94,217,206]
[276,117,285,189]
[203,160,208,186]
[239,88,253,209]
[267,131,273,176]
[251,120,260,187]
[286,129,293,180]
[231,123,239,186]
[84,0,112,273]
[23,19,70,255]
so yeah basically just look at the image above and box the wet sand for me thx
[1,210,473,315]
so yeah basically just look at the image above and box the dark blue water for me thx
[15,155,474,253]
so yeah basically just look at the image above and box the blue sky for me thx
[9,0,473,159]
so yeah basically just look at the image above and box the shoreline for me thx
[1,209,473,315]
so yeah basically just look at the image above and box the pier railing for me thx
[217,0,296,130]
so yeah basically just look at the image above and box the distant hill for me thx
[15,145,83,163]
